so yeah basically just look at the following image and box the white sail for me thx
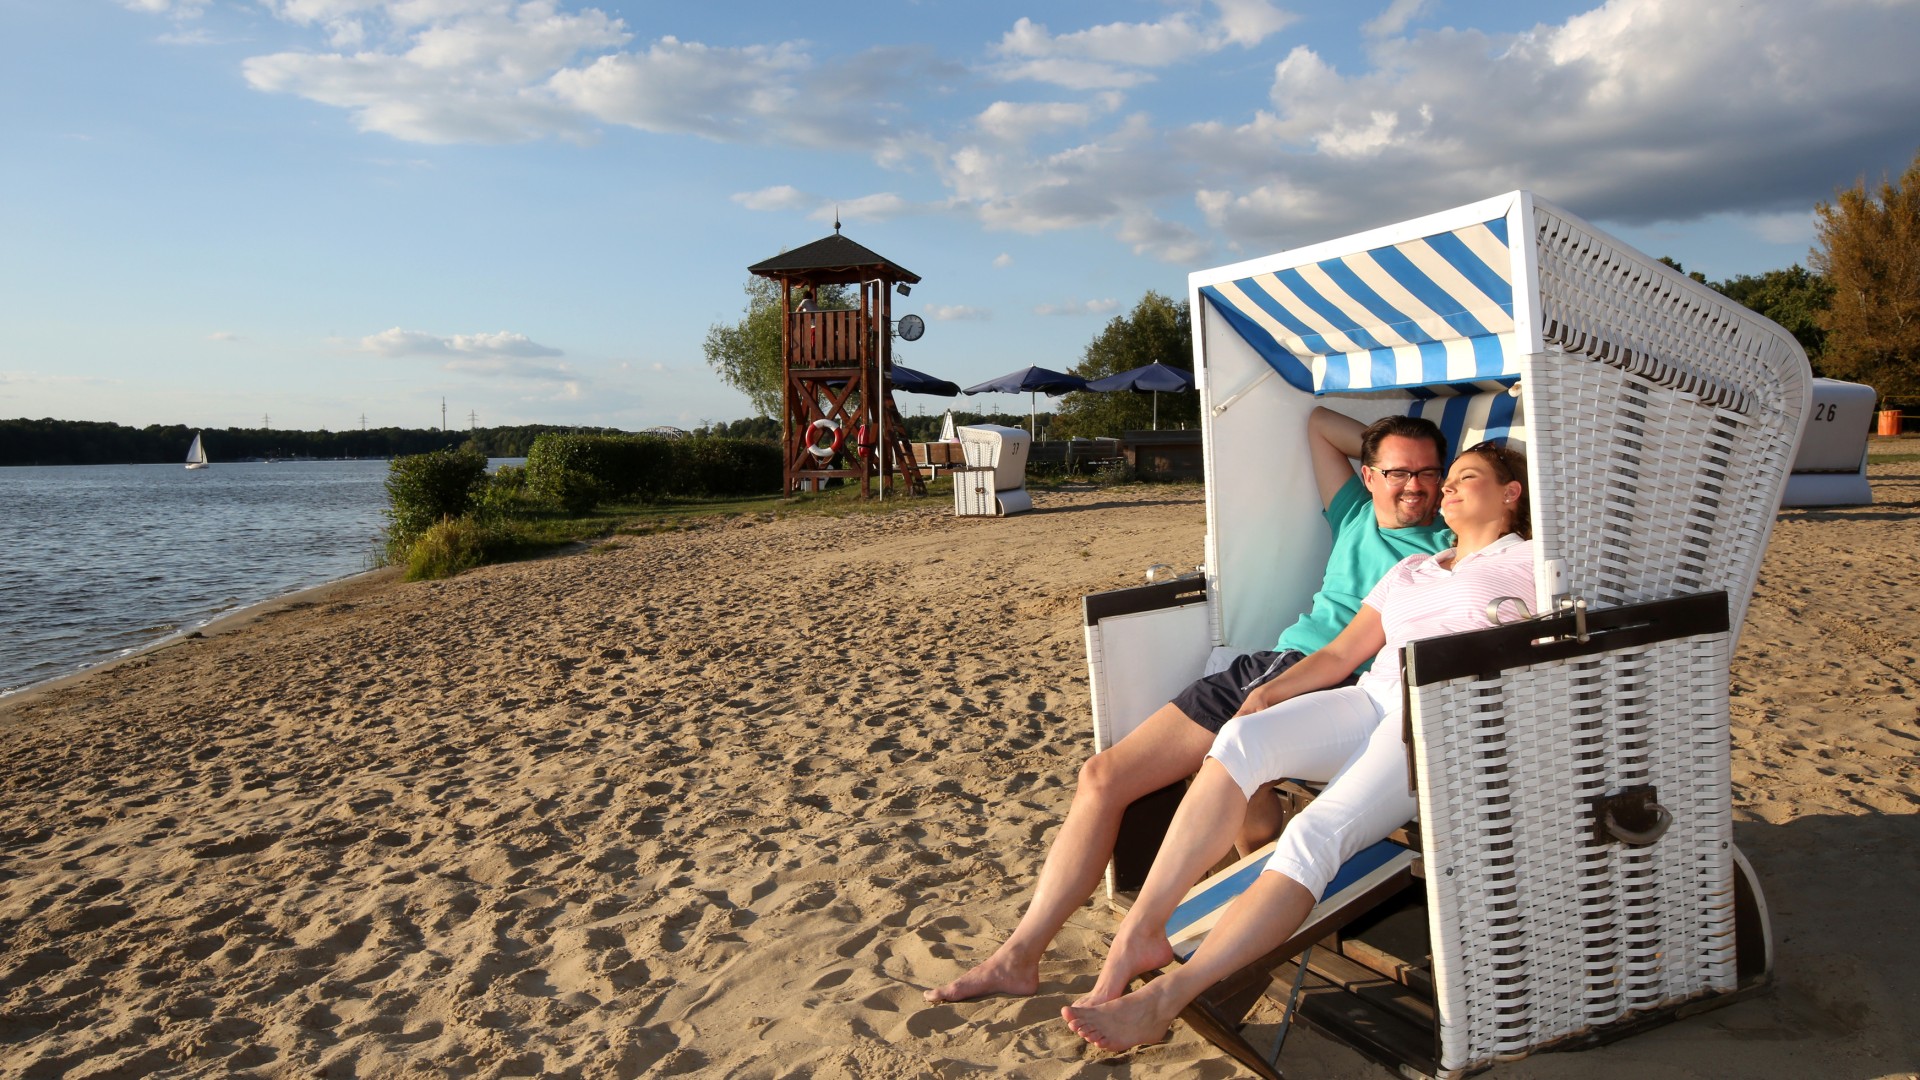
[185,433,210,470]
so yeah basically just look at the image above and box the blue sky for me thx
[4,0,1918,432]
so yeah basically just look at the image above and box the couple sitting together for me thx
[926,407,1537,1053]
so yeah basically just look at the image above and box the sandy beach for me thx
[3,470,1917,1079]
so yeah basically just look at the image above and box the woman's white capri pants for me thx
[1207,684,1416,900]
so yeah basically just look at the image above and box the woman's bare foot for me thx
[923,945,1040,1003]
[1061,985,1181,1052]
[1071,924,1174,1008]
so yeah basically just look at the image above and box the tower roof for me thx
[747,231,920,285]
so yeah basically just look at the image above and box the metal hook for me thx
[1485,596,1534,625]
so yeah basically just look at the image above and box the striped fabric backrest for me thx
[1196,216,1519,395]
[1409,387,1526,458]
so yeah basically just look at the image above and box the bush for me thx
[474,464,533,522]
[524,433,779,511]
[404,515,489,580]
[385,447,488,555]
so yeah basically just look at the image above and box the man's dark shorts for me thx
[1171,649,1358,734]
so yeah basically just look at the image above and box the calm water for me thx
[1,460,396,695]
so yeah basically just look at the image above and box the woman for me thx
[1062,442,1536,1052]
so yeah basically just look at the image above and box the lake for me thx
[1,460,404,696]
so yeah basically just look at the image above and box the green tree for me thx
[702,276,852,416]
[1658,256,1709,284]
[1812,151,1920,401]
[1710,265,1833,364]
[1050,291,1195,438]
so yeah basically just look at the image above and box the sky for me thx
[3,0,1919,433]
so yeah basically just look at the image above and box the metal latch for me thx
[1556,596,1590,642]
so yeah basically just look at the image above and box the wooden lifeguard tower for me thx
[748,228,926,498]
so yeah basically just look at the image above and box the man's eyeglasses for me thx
[1370,467,1441,485]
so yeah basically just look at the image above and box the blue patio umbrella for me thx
[1083,361,1196,429]
[825,364,960,396]
[889,364,961,397]
[962,365,1089,437]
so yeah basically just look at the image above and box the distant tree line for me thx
[0,418,628,467]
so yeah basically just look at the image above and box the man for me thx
[925,407,1450,1004]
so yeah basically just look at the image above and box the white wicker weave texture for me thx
[1401,208,1799,1075]
[1529,207,1808,632]
[1411,631,1736,1074]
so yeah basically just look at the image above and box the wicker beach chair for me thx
[1081,191,1809,1078]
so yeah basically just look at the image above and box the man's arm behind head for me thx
[1306,406,1366,509]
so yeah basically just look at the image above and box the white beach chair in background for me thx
[1781,377,1876,506]
[1081,190,1810,1078]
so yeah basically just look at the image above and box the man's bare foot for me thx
[1071,924,1174,1008]
[923,947,1040,1003]
[1061,987,1180,1052]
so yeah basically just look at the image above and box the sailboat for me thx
[184,432,210,470]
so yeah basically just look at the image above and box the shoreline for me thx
[0,566,400,711]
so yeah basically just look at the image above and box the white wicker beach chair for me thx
[1081,191,1809,1078]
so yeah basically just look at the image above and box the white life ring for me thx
[806,418,843,460]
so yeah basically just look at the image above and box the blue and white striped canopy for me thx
[1200,217,1517,395]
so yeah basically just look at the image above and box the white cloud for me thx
[120,0,1920,277]
[976,93,1122,142]
[1214,0,1299,46]
[357,327,563,360]
[1117,211,1211,264]
[732,185,933,223]
[234,1,951,151]
[937,113,1208,262]
[925,304,990,321]
[1034,299,1120,316]
[208,330,242,342]
[551,37,950,150]
[989,58,1153,92]
[990,2,1297,88]
[1363,0,1433,38]
[809,192,914,223]
[547,37,809,141]
[258,0,386,24]
[118,0,209,14]
[944,112,1175,230]
[930,0,1920,265]
[243,2,628,144]
[158,27,225,45]
[1744,210,1816,246]
[1177,0,1920,249]
[992,253,1013,268]
[734,185,811,212]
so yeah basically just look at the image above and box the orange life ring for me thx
[806,418,843,460]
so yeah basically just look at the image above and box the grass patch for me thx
[1868,452,1920,463]
[391,480,954,580]
[405,516,489,580]
[387,466,1175,581]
